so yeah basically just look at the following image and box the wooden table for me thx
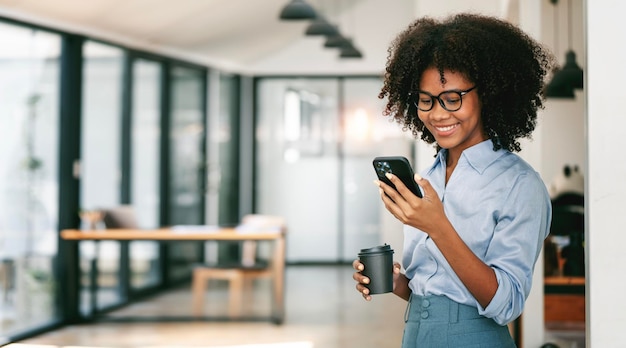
[61,226,286,324]
[544,276,585,326]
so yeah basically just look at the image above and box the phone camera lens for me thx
[383,162,391,173]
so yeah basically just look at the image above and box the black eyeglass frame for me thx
[410,86,477,112]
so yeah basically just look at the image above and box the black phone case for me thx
[373,156,422,198]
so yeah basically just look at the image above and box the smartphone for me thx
[373,156,422,198]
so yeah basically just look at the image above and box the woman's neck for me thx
[445,150,461,184]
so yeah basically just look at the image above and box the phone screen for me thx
[373,156,422,198]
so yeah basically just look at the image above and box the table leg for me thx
[272,235,285,324]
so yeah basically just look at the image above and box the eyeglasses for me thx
[410,86,476,112]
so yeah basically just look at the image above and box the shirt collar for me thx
[432,139,507,175]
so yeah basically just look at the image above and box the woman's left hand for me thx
[376,173,446,235]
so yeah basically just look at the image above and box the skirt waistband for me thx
[404,294,482,323]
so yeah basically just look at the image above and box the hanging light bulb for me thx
[279,0,317,20]
[546,0,584,98]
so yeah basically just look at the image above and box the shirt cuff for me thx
[477,270,515,325]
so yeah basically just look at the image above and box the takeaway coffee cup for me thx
[358,244,394,294]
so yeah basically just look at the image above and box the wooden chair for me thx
[191,214,286,317]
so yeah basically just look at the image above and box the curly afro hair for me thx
[379,13,556,153]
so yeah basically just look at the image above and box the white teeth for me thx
[436,124,456,132]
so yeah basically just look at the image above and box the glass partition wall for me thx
[255,77,413,263]
[78,52,209,314]
[0,23,61,339]
[0,17,216,342]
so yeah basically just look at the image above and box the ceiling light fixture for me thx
[305,17,339,36]
[279,0,317,20]
[339,42,363,58]
[545,0,583,98]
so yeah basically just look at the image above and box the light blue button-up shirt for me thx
[403,139,551,325]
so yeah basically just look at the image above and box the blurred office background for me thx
[1,0,623,347]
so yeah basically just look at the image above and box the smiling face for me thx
[417,67,487,159]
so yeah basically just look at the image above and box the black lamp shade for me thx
[305,18,339,36]
[545,50,583,98]
[324,34,350,48]
[340,43,363,58]
[279,0,317,20]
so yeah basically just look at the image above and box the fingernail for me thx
[414,173,423,181]
[385,172,392,179]
[363,278,370,284]
[373,180,380,187]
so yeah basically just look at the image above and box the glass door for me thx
[255,77,414,263]
[256,78,341,262]
[129,58,162,289]
[167,65,206,280]
[80,41,125,313]
[340,78,413,262]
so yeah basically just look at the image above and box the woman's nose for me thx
[428,102,451,121]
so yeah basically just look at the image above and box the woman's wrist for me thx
[393,273,411,301]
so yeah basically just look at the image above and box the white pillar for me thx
[586,1,626,346]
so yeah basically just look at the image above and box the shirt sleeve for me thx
[477,171,552,325]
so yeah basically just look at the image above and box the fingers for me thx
[352,270,369,284]
[352,259,364,271]
[352,259,368,284]
[393,262,401,274]
[355,282,371,300]
[352,259,371,300]
[413,173,432,200]
[353,273,371,301]
[375,179,402,208]
[383,173,420,205]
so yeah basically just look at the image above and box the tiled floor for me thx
[10,265,584,348]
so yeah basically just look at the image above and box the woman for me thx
[352,13,555,347]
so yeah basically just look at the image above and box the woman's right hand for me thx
[352,260,405,301]
[352,259,372,301]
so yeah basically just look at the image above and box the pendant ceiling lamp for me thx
[279,0,317,20]
[339,40,363,58]
[545,0,584,98]
[305,17,339,36]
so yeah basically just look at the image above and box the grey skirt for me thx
[401,294,516,348]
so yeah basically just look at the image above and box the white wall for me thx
[586,1,626,346]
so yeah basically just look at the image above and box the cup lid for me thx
[358,243,393,255]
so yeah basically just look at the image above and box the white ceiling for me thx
[0,0,519,74]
